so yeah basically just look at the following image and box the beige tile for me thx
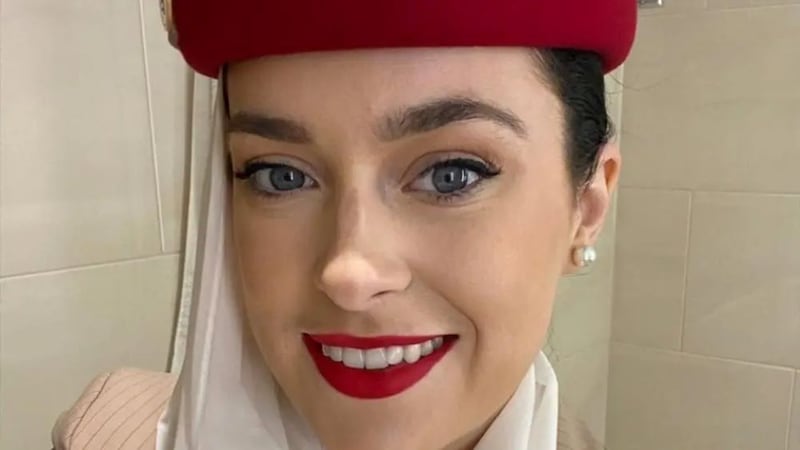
[551,268,613,358]
[0,0,162,276]
[612,188,690,350]
[0,256,179,450]
[709,0,800,9]
[596,194,617,276]
[550,344,609,445]
[607,343,794,450]
[683,193,800,367]
[606,68,625,126]
[790,372,800,450]
[142,0,191,253]
[638,0,708,16]
[620,6,800,193]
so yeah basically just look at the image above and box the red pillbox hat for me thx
[162,0,637,77]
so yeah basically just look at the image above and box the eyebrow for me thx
[226,113,313,144]
[226,95,527,144]
[379,96,527,140]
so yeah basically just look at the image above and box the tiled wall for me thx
[608,1,800,449]
[0,1,189,449]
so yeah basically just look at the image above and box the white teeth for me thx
[342,348,365,369]
[403,344,422,363]
[386,346,404,365]
[319,337,449,369]
[420,340,434,356]
[329,346,343,362]
[364,348,389,369]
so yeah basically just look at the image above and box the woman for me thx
[53,0,637,449]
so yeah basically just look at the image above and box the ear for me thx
[562,143,621,275]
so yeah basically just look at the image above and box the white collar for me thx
[475,352,559,450]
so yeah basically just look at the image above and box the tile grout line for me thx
[639,1,799,16]
[0,253,181,282]
[786,370,797,450]
[618,185,800,197]
[615,341,800,373]
[678,191,694,352]
[137,0,167,253]
[707,3,800,12]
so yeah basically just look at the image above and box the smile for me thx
[303,333,457,399]
[322,335,444,369]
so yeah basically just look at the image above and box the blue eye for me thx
[234,162,316,196]
[409,158,500,198]
[429,165,477,193]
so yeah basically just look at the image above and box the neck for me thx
[440,404,505,450]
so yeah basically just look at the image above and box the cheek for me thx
[408,165,571,359]
[423,212,564,335]
[231,194,320,339]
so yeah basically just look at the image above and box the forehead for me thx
[225,47,553,119]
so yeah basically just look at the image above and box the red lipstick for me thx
[303,333,456,399]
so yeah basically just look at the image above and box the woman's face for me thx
[227,47,616,450]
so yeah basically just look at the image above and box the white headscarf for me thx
[156,87,560,450]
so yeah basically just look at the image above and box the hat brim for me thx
[170,0,637,77]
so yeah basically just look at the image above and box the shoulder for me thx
[52,368,177,450]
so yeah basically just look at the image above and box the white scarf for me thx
[156,88,559,450]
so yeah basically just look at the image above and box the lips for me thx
[303,333,457,399]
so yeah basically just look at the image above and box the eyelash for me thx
[412,157,501,203]
[232,156,502,204]
[233,161,316,199]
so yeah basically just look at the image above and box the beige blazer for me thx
[52,368,177,450]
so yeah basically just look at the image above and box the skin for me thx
[225,47,620,450]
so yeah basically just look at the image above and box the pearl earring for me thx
[572,245,597,268]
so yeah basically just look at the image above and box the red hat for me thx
[162,0,637,78]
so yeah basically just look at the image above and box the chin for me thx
[282,340,470,450]
[318,429,430,450]
[304,399,444,450]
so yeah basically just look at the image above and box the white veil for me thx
[156,85,560,450]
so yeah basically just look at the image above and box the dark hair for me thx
[536,49,611,450]
[533,49,613,195]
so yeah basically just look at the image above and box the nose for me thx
[315,190,411,312]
